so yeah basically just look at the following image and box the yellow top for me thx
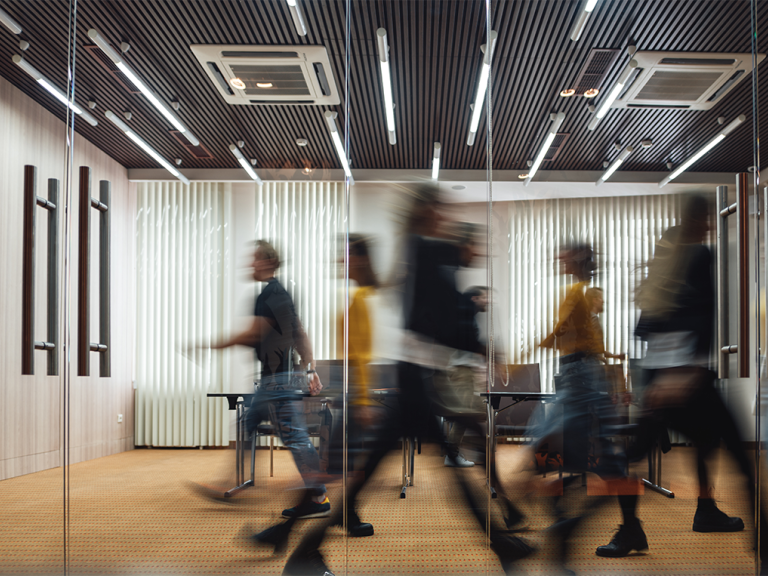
[540,281,602,356]
[337,285,376,406]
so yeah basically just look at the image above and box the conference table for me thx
[207,388,556,500]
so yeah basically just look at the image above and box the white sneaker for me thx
[445,454,475,467]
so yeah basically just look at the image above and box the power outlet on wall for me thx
[117,414,123,423]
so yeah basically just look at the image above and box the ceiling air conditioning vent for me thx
[191,45,340,106]
[544,133,569,162]
[612,51,764,111]
[573,48,620,95]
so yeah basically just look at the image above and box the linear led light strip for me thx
[659,115,746,188]
[570,0,599,42]
[467,30,498,146]
[229,145,263,185]
[432,143,441,180]
[88,29,199,146]
[596,145,633,186]
[285,0,307,36]
[587,59,637,131]
[105,111,189,185]
[324,111,354,184]
[524,112,565,186]
[0,6,22,34]
[377,28,396,145]
[12,55,98,126]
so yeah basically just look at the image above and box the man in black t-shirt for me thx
[213,240,328,522]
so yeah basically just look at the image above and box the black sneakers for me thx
[693,499,745,533]
[282,549,335,576]
[491,533,536,574]
[282,496,331,519]
[595,519,649,557]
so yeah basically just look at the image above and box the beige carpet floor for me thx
[0,444,757,575]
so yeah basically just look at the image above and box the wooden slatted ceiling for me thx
[0,0,765,175]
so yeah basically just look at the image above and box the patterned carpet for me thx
[0,444,757,575]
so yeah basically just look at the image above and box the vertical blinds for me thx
[255,181,344,365]
[134,182,232,447]
[507,194,681,392]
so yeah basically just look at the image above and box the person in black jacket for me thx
[634,193,765,541]
[280,184,533,576]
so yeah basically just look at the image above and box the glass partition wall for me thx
[0,0,77,573]
[0,1,767,575]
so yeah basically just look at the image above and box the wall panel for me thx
[0,73,136,480]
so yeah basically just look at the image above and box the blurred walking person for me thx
[634,195,766,545]
[537,244,646,570]
[280,185,533,576]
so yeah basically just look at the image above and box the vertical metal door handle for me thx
[737,173,749,378]
[77,166,111,377]
[21,165,59,376]
[717,173,750,379]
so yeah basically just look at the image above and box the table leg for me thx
[641,444,674,498]
[400,437,408,498]
[224,400,255,497]
[269,435,274,478]
[409,437,415,486]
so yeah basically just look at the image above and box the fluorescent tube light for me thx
[0,6,22,34]
[88,29,199,146]
[324,111,354,184]
[105,110,189,185]
[596,145,633,185]
[229,144,263,185]
[659,115,745,188]
[467,30,498,146]
[12,55,98,126]
[524,112,566,186]
[432,142,441,180]
[588,59,637,130]
[377,28,396,145]
[570,0,599,42]
[285,0,307,36]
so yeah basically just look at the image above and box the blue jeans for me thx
[247,373,326,496]
[531,355,626,477]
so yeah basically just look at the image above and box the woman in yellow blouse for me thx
[338,234,379,423]
[537,244,647,567]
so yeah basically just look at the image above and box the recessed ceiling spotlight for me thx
[603,160,610,168]
[560,88,576,97]
[19,40,29,51]
[256,82,273,88]
[641,139,653,148]
[296,138,308,147]
[583,88,599,98]
[302,166,314,175]
[518,173,529,179]
[230,77,246,90]
[451,185,466,190]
